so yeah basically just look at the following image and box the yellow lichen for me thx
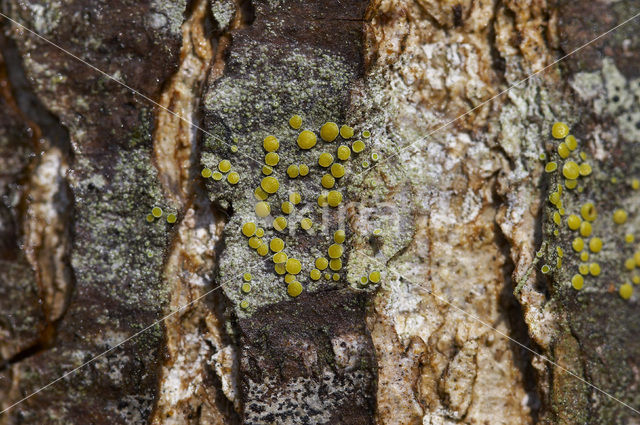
[566,135,577,151]
[567,214,581,230]
[281,201,293,214]
[300,218,313,230]
[580,202,597,221]
[318,152,334,168]
[261,176,279,194]
[571,274,584,290]
[352,140,365,153]
[553,212,562,225]
[249,237,262,249]
[551,122,569,139]
[340,125,354,139]
[620,283,633,300]
[545,162,558,173]
[558,143,570,159]
[201,168,213,178]
[562,161,580,180]
[263,136,279,152]
[227,172,240,184]
[255,201,271,217]
[265,152,280,166]
[218,159,231,173]
[315,257,328,270]
[262,165,273,175]
[287,164,300,178]
[579,163,592,176]
[579,221,592,237]
[242,222,256,237]
[613,209,628,224]
[329,259,342,271]
[320,122,339,142]
[330,163,345,178]
[580,251,589,262]
[256,243,269,256]
[289,192,302,205]
[337,145,351,160]
[624,258,636,271]
[565,179,577,189]
[269,238,284,252]
[369,271,381,283]
[310,269,321,280]
[287,281,303,297]
[589,237,602,253]
[212,172,223,181]
[327,191,342,207]
[579,263,589,275]
[241,283,251,294]
[289,115,302,129]
[589,262,601,276]
[273,216,287,232]
[273,252,287,264]
[285,258,302,274]
[625,234,635,244]
[254,187,268,200]
[321,174,335,189]
[328,244,344,258]
[572,237,585,252]
[297,130,317,149]
[334,230,345,244]
[299,164,309,176]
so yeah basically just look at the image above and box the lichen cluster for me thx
[542,122,639,300]
[203,115,381,308]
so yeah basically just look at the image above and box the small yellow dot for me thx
[262,165,273,175]
[320,122,339,142]
[243,272,252,281]
[329,259,342,271]
[624,258,636,271]
[340,125,354,139]
[274,263,286,275]
[551,122,569,139]
[240,300,249,309]
[634,252,640,265]
[299,164,309,176]
[562,161,579,180]
[360,276,369,285]
[567,214,581,230]
[324,272,332,280]
[578,163,592,176]
[201,168,213,178]
[321,174,335,189]
[352,140,365,153]
[633,275,640,285]
[327,191,342,207]
[337,145,351,160]
[579,152,587,161]
[545,162,558,173]
[227,172,240,184]
[146,214,154,223]
[273,216,287,232]
[580,203,597,222]
[541,265,551,274]
[269,237,284,252]
[317,195,328,207]
[589,262,601,276]
[580,251,589,262]
[218,160,231,173]
[565,179,577,189]
[318,153,334,168]
[589,237,602,253]
[254,187,268,200]
[241,283,251,293]
[332,273,340,281]
[287,165,300,178]
[613,209,627,224]
[315,257,328,270]
[255,201,271,217]
[289,115,302,129]
[273,252,287,264]
[565,135,577,151]
[230,145,238,153]
[553,212,561,225]
[248,237,262,249]
[152,207,163,218]
[256,243,269,256]
[300,218,313,230]
[284,274,295,284]
[261,176,279,194]
[553,229,559,236]
[571,274,584,290]
[287,281,303,297]
[242,222,256,237]
[310,269,321,280]
[572,237,584,252]
[334,230,346,244]
[330,163,345,178]
[297,130,317,149]
[212,172,223,181]
[539,153,547,161]
[557,143,570,159]
[263,136,279,152]
[620,283,633,300]
[255,228,264,237]
[369,271,381,283]
[289,192,302,205]
[556,257,562,269]
[370,152,380,162]
[611,176,618,184]
[578,263,589,275]
[549,192,561,206]
[625,234,635,244]
[281,201,293,214]
[632,178,640,190]
[579,221,592,237]
[265,152,280,166]
[362,130,371,138]
[286,258,302,274]
[328,244,344,258]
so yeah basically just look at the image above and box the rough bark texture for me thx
[0,0,639,424]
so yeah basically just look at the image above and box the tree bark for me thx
[0,0,639,424]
